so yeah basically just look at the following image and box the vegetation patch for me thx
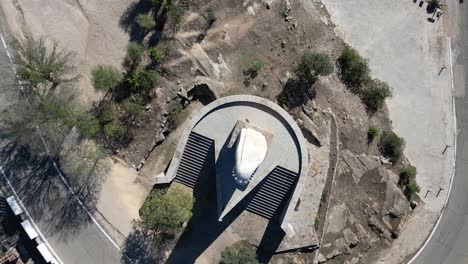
[140,184,194,236]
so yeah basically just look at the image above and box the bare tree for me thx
[13,37,80,100]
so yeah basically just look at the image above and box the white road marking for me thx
[0,32,125,255]
[0,166,64,264]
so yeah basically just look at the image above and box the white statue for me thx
[235,128,268,185]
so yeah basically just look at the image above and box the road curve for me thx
[412,2,468,264]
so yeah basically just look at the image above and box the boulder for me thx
[343,228,359,247]
[334,238,351,255]
[368,215,392,239]
[326,249,340,260]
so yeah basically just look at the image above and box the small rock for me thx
[296,118,304,127]
[317,253,327,263]
[343,228,359,248]
[391,230,399,239]
[379,156,392,165]
[410,200,418,209]
[166,96,172,103]
[136,162,143,171]
[162,111,169,117]
[262,82,268,89]
[156,133,165,143]
[334,237,351,255]
[281,40,287,48]
[145,104,152,111]
[322,243,332,248]
[177,80,181,85]
[140,158,146,165]
[285,16,293,22]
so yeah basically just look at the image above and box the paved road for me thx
[412,3,468,264]
[0,10,122,264]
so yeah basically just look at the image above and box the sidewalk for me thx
[317,0,455,262]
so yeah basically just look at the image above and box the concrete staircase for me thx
[174,132,214,189]
[245,166,298,219]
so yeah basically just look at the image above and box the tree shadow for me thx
[278,78,316,109]
[0,139,104,241]
[119,0,155,42]
[121,226,171,264]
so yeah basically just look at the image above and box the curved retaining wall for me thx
[155,95,308,237]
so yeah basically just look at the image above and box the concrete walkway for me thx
[315,0,456,262]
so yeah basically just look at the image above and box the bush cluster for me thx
[219,245,259,264]
[295,52,334,83]
[140,185,194,235]
[380,131,406,161]
[338,46,392,112]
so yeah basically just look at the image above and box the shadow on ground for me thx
[0,139,103,241]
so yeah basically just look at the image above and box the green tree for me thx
[125,42,144,69]
[407,182,421,194]
[123,95,145,117]
[103,120,127,141]
[136,13,156,30]
[78,116,100,138]
[338,45,371,88]
[91,65,121,93]
[295,52,334,83]
[13,37,79,100]
[219,245,259,264]
[148,47,165,64]
[207,8,217,25]
[140,184,194,235]
[126,69,159,93]
[380,131,406,161]
[400,166,417,185]
[368,126,380,141]
[99,102,119,124]
[361,79,392,112]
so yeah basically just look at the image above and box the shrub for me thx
[123,95,145,117]
[220,245,259,264]
[127,69,159,93]
[167,4,184,25]
[99,103,119,124]
[407,182,421,194]
[361,79,392,112]
[103,119,127,141]
[245,59,263,79]
[338,45,371,88]
[400,166,417,185]
[368,126,380,141]
[380,131,406,161]
[207,8,217,24]
[78,117,100,138]
[280,79,315,108]
[136,13,156,30]
[295,52,334,83]
[148,47,165,64]
[91,65,121,92]
[125,42,144,67]
[140,184,194,235]
[167,100,184,129]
